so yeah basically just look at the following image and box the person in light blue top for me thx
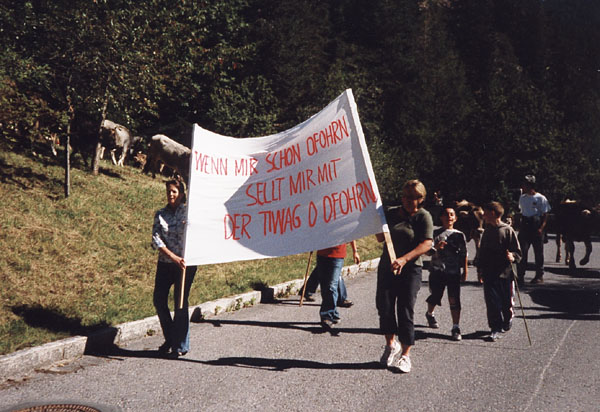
[517,175,551,285]
[152,179,197,358]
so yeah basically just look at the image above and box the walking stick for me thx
[512,270,533,346]
[299,251,314,307]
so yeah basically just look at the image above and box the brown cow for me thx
[453,200,484,254]
[143,134,191,183]
[132,152,147,169]
[552,200,600,269]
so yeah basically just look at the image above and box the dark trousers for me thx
[426,270,461,310]
[518,230,544,279]
[376,264,422,346]
[482,274,514,333]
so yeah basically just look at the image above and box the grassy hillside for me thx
[0,140,382,355]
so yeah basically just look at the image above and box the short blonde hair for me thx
[403,179,427,204]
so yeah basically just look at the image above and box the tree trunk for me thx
[92,85,111,175]
[64,100,74,198]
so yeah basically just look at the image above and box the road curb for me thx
[0,258,380,383]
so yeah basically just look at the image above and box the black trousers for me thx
[376,264,422,346]
[518,227,544,279]
[426,270,461,310]
[482,274,514,333]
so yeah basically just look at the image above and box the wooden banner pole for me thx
[383,232,399,274]
[178,266,186,310]
[299,251,314,307]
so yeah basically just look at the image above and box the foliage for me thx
[2,0,599,203]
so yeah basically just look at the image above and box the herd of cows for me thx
[446,200,600,270]
[67,115,191,183]
[59,116,600,270]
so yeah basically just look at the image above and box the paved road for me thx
[1,236,599,412]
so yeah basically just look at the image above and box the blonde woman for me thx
[376,180,433,373]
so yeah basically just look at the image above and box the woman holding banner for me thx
[376,180,433,373]
[152,179,197,358]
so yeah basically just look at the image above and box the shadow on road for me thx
[260,299,321,307]
[544,266,600,280]
[86,344,166,360]
[198,318,381,337]
[84,347,385,371]
[524,282,600,321]
[416,329,490,342]
[197,357,383,371]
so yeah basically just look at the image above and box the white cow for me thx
[143,134,191,182]
[100,120,138,166]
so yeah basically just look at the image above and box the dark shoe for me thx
[531,277,544,284]
[502,319,513,332]
[300,290,316,301]
[426,312,439,329]
[158,342,171,356]
[169,350,188,359]
[299,290,315,301]
[451,326,462,341]
[338,299,354,308]
[321,319,335,330]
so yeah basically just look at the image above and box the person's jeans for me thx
[153,261,197,353]
[316,256,344,321]
[305,265,348,303]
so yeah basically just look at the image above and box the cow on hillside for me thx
[69,111,101,167]
[100,120,141,166]
[453,200,484,255]
[143,134,191,183]
[552,200,600,269]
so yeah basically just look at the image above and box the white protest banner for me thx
[183,89,388,265]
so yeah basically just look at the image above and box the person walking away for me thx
[376,180,433,373]
[299,242,359,307]
[424,206,468,341]
[315,241,359,329]
[152,179,197,358]
[517,175,551,285]
[475,201,522,342]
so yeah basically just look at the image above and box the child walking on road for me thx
[475,201,522,342]
[425,207,468,341]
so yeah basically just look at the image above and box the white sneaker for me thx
[380,340,401,367]
[391,354,412,373]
